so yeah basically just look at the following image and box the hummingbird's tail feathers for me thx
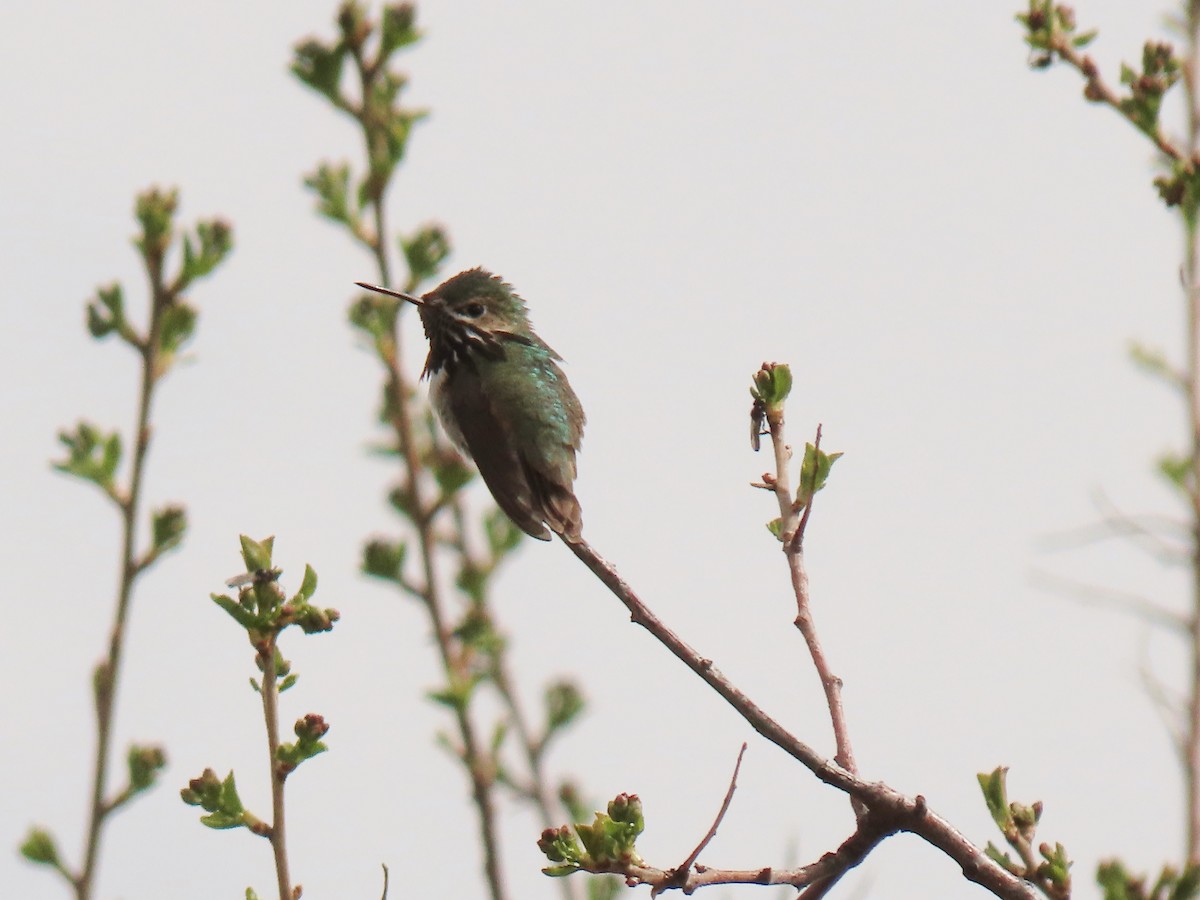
[543,489,583,541]
[488,473,554,541]
[521,456,583,541]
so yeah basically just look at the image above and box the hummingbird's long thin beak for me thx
[355,281,426,306]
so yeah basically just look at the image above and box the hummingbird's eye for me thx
[460,302,486,319]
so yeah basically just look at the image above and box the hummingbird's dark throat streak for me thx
[356,269,586,543]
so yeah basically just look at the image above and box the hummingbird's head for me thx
[353,269,541,379]
[419,268,532,340]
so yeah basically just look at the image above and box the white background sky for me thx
[1,2,1193,898]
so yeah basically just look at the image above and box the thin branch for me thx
[1184,0,1200,862]
[1049,36,1186,160]
[1034,488,1190,565]
[336,31,514,899]
[1030,568,1189,633]
[792,425,822,550]
[1136,640,1186,763]
[491,659,560,820]
[76,249,168,900]
[662,743,747,889]
[259,640,293,900]
[560,536,1040,899]
[763,412,858,785]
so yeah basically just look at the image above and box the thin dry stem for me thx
[370,247,509,900]
[348,51,509,895]
[259,640,293,900]
[560,537,1038,899]
[491,658,561,823]
[1030,568,1189,632]
[1034,489,1190,565]
[1137,640,1187,763]
[1184,0,1200,862]
[763,413,858,784]
[75,269,168,900]
[662,743,747,888]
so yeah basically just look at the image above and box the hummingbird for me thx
[356,269,585,542]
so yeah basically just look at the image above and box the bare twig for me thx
[1030,568,1189,633]
[334,34,512,899]
[76,238,172,900]
[762,412,858,785]
[560,536,1039,899]
[1034,488,1190,565]
[1179,2,1200,859]
[1137,640,1186,763]
[662,743,748,889]
[259,639,293,900]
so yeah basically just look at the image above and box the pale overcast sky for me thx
[1,2,1191,898]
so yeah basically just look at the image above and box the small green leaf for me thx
[387,483,419,519]
[86,283,133,342]
[303,161,356,225]
[239,535,275,573]
[545,680,585,734]
[53,422,123,494]
[296,564,318,601]
[484,508,523,558]
[151,505,187,555]
[127,744,167,792]
[435,458,474,494]
[749,362,792,407]
[984,841,1017,873]
[379,3,420,57]
[427,673,480,712]
[796,443,842,509]
[350,288,401,342]
[490,720,509,754]
[1037,841,1072,888]
[977,767,1013,832]
[538,824,583,867]
[1157,451,1192,493]
[181,769,248,830]
[134,187,178,262]
[158,301,197,359]
[280,674,298,693]
[362,538,407,582]
[212,593,259,630]
[573,794,645,867]
[454,608,503,656]
[765,517,784,541]
[456,561,488,604]
[1174,864,1200,900]
[277,714,330,771]
[400,223,451,285]
[1129,341,1183,389]
[179,219,233,284]
[19,828,61,867]
[291,39,348,103]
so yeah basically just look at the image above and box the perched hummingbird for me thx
[356,269,586,542]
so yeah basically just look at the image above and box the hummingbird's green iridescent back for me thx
[414,268,585,541]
